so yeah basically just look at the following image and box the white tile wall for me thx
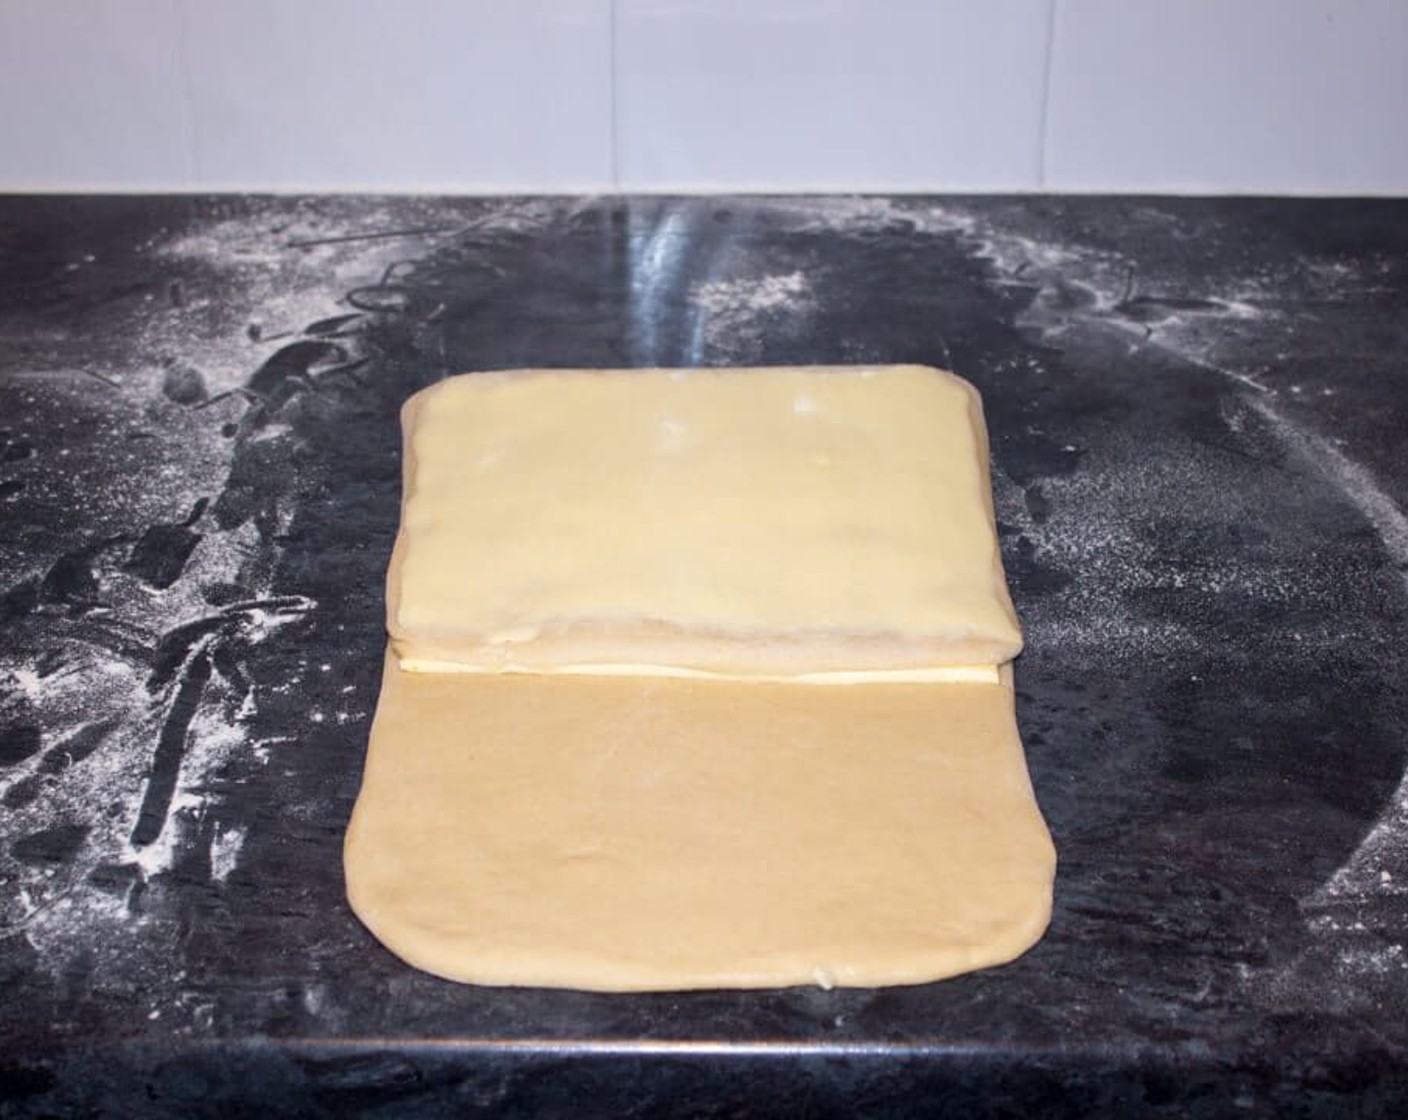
[0,0,191,189]
[1044,0,1408,193]
[1,0,1405,192]
[182,0,613,190]
[613,0,1054,191]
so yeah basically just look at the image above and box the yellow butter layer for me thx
[387,365,1021,677]
[397,659,1002,684]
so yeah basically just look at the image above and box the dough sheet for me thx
[346,364,1055,990]
[345,658,1054,991]
[387,365,1022,677]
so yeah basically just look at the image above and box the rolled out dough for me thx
[345,364,1055,990]
[345,659,1053,991]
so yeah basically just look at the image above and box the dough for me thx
[345,364,1055,990]
[345,659,1054,991]
[387,366,1022,677]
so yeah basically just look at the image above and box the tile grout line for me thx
[1036,0,1059,189]
[609,0,620,190]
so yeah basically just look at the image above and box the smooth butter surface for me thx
[388,365,1021,675]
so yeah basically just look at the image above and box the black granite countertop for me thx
[1,195,1407,1117]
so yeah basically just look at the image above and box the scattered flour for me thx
[209,822,247,884]
[688,270,813,360]
[5,193,1404,1014]
[754,196,1408,984]
[693,270,810,316]
[1,197,555,983]
[1249,397,1408,596]
[905,200,1408,973]
[1256,393,1408,907]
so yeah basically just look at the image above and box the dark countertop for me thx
[1,195,1407,1117]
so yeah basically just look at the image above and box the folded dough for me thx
[386,365,1022,678]
[346,364,1055,990]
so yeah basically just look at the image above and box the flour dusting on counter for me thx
[682,271,814,364]
[3,195,1408,1077]
[0,198,555,983]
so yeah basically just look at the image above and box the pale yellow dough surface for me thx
[346,364,1055,991]
[344,659,1055,991]
[387,365,1022,677]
